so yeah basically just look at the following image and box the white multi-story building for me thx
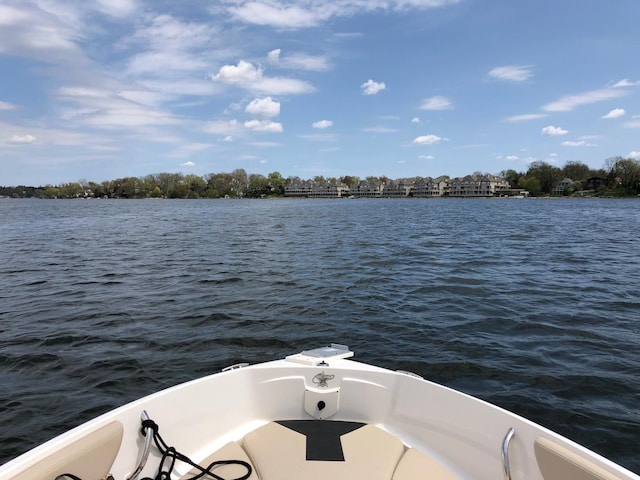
[285,174,512,198]
[449,174,510,197]
[414,176,449,197]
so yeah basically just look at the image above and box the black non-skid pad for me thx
[276,420,366,461]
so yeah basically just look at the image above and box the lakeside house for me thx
[284,174,521,198]
[414,176,450,197]
[552,178,574,195]
[284,179,351,198]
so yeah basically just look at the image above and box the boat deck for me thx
[181,420,456,480]
[4,416,632,480]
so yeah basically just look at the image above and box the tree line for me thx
[1,169,287,199]
[500,157,640,196]
[1,157,639,199]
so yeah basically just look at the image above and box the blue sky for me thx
[1,0,640,186]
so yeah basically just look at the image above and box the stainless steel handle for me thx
[127,411,153,480]
[502,427,515,480]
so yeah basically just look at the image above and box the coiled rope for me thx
[55,418,252,480]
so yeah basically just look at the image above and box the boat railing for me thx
[126,411,153,480]
[501,427,515,480]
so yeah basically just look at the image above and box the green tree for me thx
[521,176,541,196]
[607,157,640,195]
[562,161,591,182]
[500,169,523,188]
[184,174,207,198]
[267,171,286,195]
[59,182,83,198]
[167,175,190,198]
[526,161,562,194]
[340,175,360,187]
[230,168,248,197]
[150,186,163,198]
[153,173,183,197]
[42,185,60,198]
[247,174,270,197]
[205,172,233,198]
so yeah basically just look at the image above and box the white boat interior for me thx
[0,345,637,480]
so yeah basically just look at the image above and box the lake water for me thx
[0,197,638,473]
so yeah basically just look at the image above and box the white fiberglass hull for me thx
[0,345,637,480]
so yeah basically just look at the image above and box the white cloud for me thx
[127,51,208,76]
[543,87,628,112]
[312,120,333,129]
[361,79,386,95]
[257,76,315,95]
[0,3,82,61]
[628,151,640,159]
[267,48,329,71]
[612,79,640,88]
[225,2,324,28]
[245,97,280,118]
[413,134,443,145]
[95,0,137,17]
[419,95,452,110]
[118,89,167,107]
[213,60,262,86]
[11,134,36,144]
[203,119,240,136]
[212,60,314,94]
[223,0,461,29]
[363,126,398,133]
[411,117,420,123]
[180,161,196,167]
[541,125,568,136]
[244,119,283,132]
[223,136,234,142]
[602,108,625,119]
[506,155,519,161]
[505,113,547,122]
[299,133,339,142]
[267,49,281,64]
[561,140,596,147]
[249,141,281,147]
[280,52,330,71]
[0,101,17,111]
[419,155,435,160]
[1,121,117,150]
[56,87,180,130]
[127,14,218,54]
[488,65,533,82]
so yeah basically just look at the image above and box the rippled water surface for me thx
[1,198,639,473]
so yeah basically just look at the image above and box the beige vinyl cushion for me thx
[180,441,258,480]
[535,436,623,480]
[392,447,458,480]
[5,420,123,480]
[243,421,405,480]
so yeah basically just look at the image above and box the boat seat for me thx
[179,441,259,480]
[3,420,123,480]
[534,436,624,480]
[242,420,404,480]
[392,447,458,480]
[179,421,458,480]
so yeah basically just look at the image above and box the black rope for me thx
[55,418,252,480]
[140,419,253,480]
